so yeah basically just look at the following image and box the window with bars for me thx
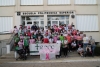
[76,15,98,31]
[0,0,15,6]
[75,0,97,4]
[21,0,43,5]
[0,17,13,33]
[48,0,70,5]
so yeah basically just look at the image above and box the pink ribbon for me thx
[46,53,49,60]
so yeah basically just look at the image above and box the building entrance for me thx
[22,16,44,28]
[47,15,69,27]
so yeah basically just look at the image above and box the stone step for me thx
[0,51,80,60]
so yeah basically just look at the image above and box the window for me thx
[76,15,98,31]
[0,17,13,33]
[21,0,43,5]
[75,0,96,4]
[48,0,70,5]
[0,0,15,6]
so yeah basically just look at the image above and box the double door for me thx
[25,20,44,28]
[48,20,68,27]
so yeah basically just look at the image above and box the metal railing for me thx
[6,34,15,51]
[0,34,15,56]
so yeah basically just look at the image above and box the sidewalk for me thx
[0,56,100,67]
[0,51,100,67]
[0,51,100,63]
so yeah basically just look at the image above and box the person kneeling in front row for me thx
[77,45,84,57]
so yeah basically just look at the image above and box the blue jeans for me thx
[91,45,96,56]
[83,43,88,51]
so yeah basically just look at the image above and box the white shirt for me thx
[49,39,53,43]
[83,37,89,43]
[64,27,67,31]
[56,40,61,44]
[71,42,76,47]
[13,28,18,34]
[77,48,83,52]
[64,40,68,44]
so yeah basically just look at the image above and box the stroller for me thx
[16,48,27,60]
[84,45,93,57]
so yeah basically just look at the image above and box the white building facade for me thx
[0,0,100,42]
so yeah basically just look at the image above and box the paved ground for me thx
[0,51,100,67]
[0,61,100,67]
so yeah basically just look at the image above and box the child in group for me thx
[43,34,49,43]
[20,33,24,40]
[56,38,61,44]
[71,40,77,51]
[49,36,53,43]
[27,30,31,39]
[29,37,35,44]
[37,36,42,44]
[53,35,58,43]
[32,33,37,39]
[77,45,84,57]
[18,39,24,50]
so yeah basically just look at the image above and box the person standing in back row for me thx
[23,34,30,55]
[31,23,37,31]
[66,34,72,52]
[89,36,95,56]
[83,34,89,51]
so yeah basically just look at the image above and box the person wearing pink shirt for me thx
[53,35,58,43]
[77,34,83,46]
[67,29,71,34]
[20,33,24,40]
[29,37,35,44]
[18,39,24,50]
[26,30,31,39]
[72,29,77,35]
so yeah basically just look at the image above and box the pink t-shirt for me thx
[53,36,58,43]
[18,41,23,49]
[74,35,77,40]
[20,36,24,39]
[29,39,35,44]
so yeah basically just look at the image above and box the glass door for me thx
[40,21,44,28]
[33,21,39,27]
[59,21,65,26]
[51,21,59,26]
[47,21,51,27]
[25,21,33,28]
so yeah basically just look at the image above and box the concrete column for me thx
[15,0,21,11]
[44,14,47,29]
[6,45,10,54]
[43,0,48,11]
[68,0,76,28]
[14,0,21,28]
[15,13,21,28]
[97,0,100,43]
[69,0,75,10]
[44,0,48,6]
[69,14,76,25]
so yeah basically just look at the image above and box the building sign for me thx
[21,11,75,16]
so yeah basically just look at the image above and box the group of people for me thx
[13,22,96,59]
